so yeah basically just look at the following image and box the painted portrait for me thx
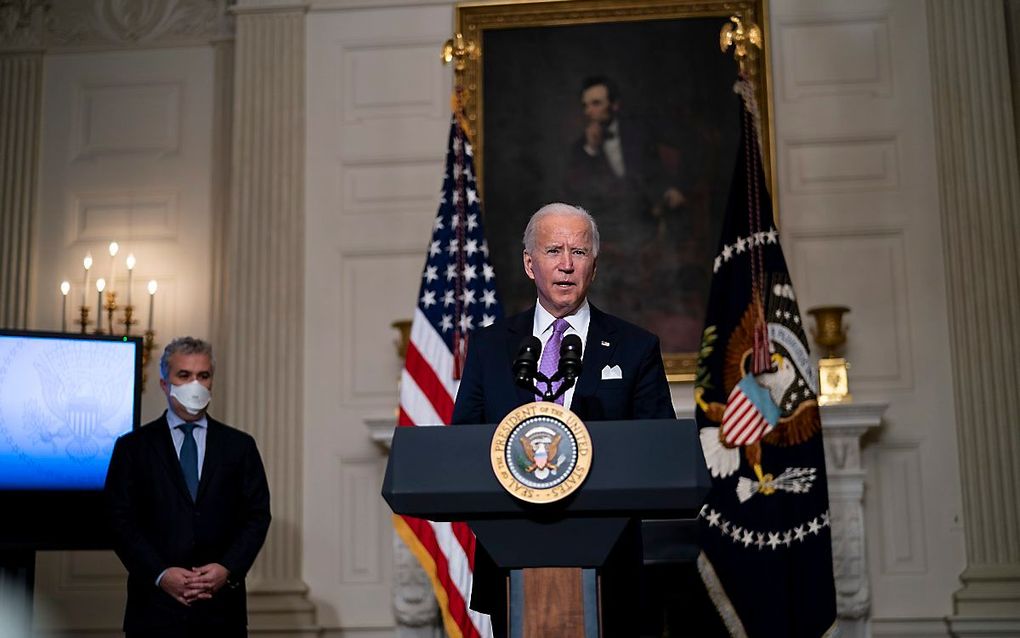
[458,0,771,378]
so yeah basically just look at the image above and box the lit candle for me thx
[60,281,70,332]
[82,253,93,306]
[147,280,158,332]
[96,278,106,333]
[125,253,136,306]
[108,242,119,295]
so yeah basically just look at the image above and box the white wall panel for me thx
[874,443,928,574]
[341,250,424,403]
[772,0,965,627]
[342,160,444,215]
[779,16,892,101]
[304,3,453,630]
[785,135,899,194]
[343,41,445,121]
[789,231,911,389]
[73,82,181,159]
[339,457,386,584]
[72,189,179,241]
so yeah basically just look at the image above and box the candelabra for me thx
[63,244,159,390]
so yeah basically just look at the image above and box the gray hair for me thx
[522,202,600,257]
[159,336,216,380]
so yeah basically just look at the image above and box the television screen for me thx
[0,330,141,549]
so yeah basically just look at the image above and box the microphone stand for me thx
[517,371,577,403]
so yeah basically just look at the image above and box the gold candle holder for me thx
[141,329,157,390]
[807,306,851,405]
[121,304,137,335]
[104,290,118,336]
[77,305,92,334]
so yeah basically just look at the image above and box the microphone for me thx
[512,336,542,388]
[558,334,583,382]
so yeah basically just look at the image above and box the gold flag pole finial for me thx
[441,33,477,74]
[720,16,763,79]
[441,33,478,138]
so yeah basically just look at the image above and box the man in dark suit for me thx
[105,337,270,638]
[562,76,691,327]
[452,202,676,637]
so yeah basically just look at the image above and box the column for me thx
[219,3,318,635]
[0,53,42,329]
[927,2,1020,635]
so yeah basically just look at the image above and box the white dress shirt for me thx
[532,300,591,410]
[584,119,626,178]
[156,409,208,586]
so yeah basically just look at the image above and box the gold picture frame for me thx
[455,0,775,381]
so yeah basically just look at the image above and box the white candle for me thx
[82,253,93,306]
[108,242,119,295]
[125,253,136,306]
[96,278,106,333]
[60,281,70,332]
[147,280,158,331]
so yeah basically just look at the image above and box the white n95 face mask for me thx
[170,380,211,415]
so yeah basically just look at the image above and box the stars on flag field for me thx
[699,505,831,552]
[713,228,780,273]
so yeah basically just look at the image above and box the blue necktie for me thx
[178,423,199,501]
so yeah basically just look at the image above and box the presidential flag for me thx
[392,109,501,638]
[693,79,838,637]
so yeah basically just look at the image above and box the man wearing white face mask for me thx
[105,337,271,637]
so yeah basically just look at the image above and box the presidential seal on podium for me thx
[490,402,593,504]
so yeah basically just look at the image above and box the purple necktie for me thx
[537,318,570,404]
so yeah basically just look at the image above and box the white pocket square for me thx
[601,364,623,380]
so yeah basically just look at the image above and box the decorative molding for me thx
[1,0,234,53]
[340,39,445,122]
[777,14,893,101]
[72,190,179,241]
[339,458,385,584]
[788,230,913,390]
[341,160,443,215]
[874,442,928,574]
[340,249,422,403]
[73,82,182,160]
[785,135,899,194]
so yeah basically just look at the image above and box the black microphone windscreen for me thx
[513,336,542,385]
[559,334,583,381]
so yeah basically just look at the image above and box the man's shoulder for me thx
[472,307,532,340]
[120,415,167,440]
[207,417,257,443]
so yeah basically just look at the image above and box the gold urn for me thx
[806,306,851,405]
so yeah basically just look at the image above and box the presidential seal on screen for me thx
[490,402,592,504]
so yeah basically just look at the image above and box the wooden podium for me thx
[382,418,710,637]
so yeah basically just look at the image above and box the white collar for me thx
[166,409,208,431]
[533,299,591,336]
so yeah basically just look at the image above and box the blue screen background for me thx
[0,336,136,489]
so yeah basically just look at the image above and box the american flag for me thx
[392,113,500,638]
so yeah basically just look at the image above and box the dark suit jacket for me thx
[452,304,675,635]
[105,413,271,635]
[452,303,675,425]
